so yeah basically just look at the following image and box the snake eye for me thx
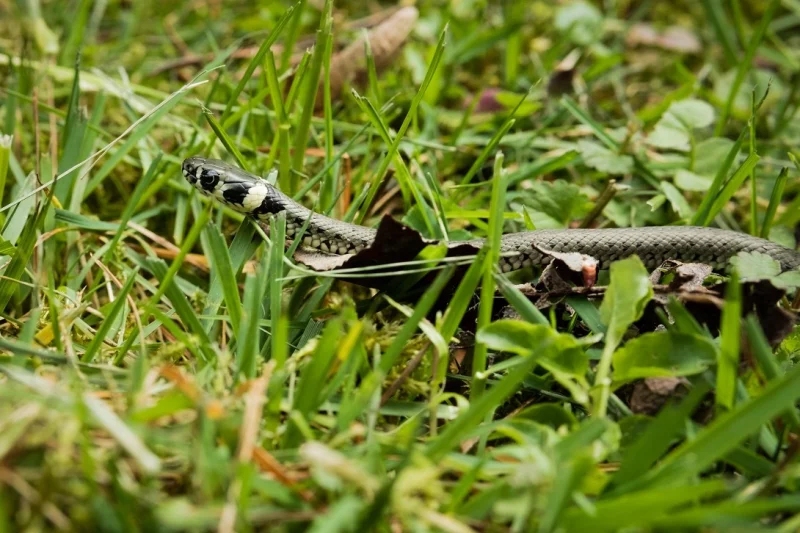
[200,170,219,190]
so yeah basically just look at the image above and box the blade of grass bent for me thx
[351,92,436,236]
[355,25,448,223]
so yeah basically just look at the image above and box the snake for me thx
[182,157,800,273]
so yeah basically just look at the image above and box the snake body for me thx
[182,157,800,272]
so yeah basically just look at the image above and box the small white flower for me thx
[0,134,12,148]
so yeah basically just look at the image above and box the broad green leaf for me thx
[427,323,575,461]
[519,179,591,227]
[729,251,781,281]
[669,99,715,129]
[647,99,715,152]
[577,140,634,174]
[477,320,588,376]
[517,403,578,430]
[694,137,735,175]
[613,331,717,381]
[478,319,589,404]
[674,169,712,192]
[647,111,691,151]
[726,251,800,289]
[594,256,653,416]
[772,270,800,289]
[660,181,692,219]
[713,69,783,117]
[554,1,603,45]
[600,256,653,348]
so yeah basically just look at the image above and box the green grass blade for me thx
[265,214,288,431]
[204,223,243,336]
[744,314,800,428]
[646,355,800,487]
[143,258,214,364]
[221,3,297,121]
[0,197,50,312]
[82,268,139,363]
[608,380,712,495]
[351,92,436,235]
[203,109,247,170]
[761,167,788,238]
[701,153,760,226]
[690,129,746,226]
[336,266,454,429]
[699,0,738,65]
[495,274,549,326]
[715,0,780,134]
[716,270,741,410]
[355,24,448,222]
[83,81,203,197]
[235,274,262,381]
[102,153,162,264]
[0,134,10,208]
[319,15,336,214]
[425,347,542,462]
[471,152,507,400]
[202,220,258,331]
[290,0,332,192]
[283,317,342,448]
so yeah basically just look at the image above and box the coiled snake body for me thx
[182,157,800,272]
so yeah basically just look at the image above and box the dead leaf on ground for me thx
[649,260,713,292]
[548,49,581,97]
[150,5,416,77]
[534,245,599,288]
[626,23,702,54]
[629,376,690,415]
[315,6,419,107]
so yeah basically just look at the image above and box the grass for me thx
[2,0,800,531]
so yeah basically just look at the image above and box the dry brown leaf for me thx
[626,23,701,54]
[323,6,418,105]
[629,377,690,415]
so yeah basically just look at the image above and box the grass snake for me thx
[182,157,800,272]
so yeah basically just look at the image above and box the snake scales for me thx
[182,157,800,272]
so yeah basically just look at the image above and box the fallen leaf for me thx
[629,377,690,415]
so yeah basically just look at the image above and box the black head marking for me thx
[252,194,283,216]
[222,182,249,206]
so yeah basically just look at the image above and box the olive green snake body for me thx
[182,157,800,272]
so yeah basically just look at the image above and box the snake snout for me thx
[182,157,225,194]
[182,157,207,187]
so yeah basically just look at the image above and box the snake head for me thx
[182,157,278,214]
